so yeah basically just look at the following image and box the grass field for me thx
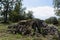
[0,23,60,40]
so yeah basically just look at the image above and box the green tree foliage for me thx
[53,0,60,8]
[0,0,15,23]
[27,11,34,19]
[9,11,20,22]
[0,0,34,22]
[53,0,60,17]
[9,1,27,22]
[9,1,21,22]
[45,17,58,25]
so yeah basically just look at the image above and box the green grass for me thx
[0,24,23,40]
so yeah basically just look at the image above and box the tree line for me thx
[0,0,34,23]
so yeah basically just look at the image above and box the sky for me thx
[23,0,56,20]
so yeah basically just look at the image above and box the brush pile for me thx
[8,19,59,37]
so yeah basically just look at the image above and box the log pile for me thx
[7,19,59,37]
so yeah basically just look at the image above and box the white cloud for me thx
[26,6,56,20]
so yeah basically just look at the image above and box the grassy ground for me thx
[0,23,59,40]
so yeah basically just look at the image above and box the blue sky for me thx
[23,0,55,20]
[23,0,53,7]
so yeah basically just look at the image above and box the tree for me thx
[45,17,58,25]
[9,11,20,22]
[9,0,26,22]
[27,11,34,19]
[0,0,24,22]
[9,2,21,22]
[0,0,15,23]
[53,0,60,17]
